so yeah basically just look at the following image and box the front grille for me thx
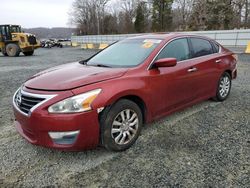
[28,35,37,45]
[14,90,45,115]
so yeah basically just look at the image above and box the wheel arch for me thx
[1,41,19,50]
[224,69,232,79]
[119,95,147,124]
[102,94,148,124]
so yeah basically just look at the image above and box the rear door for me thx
[188,37,220,98]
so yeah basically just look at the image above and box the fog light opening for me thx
[49,130,80,145]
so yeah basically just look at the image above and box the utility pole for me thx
[97,15,100,35]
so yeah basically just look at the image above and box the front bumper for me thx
[13,101,100,151]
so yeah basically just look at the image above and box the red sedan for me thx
[13,34,237,151]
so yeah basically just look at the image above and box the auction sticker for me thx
[143,39,162,44]
[142,42,154,48]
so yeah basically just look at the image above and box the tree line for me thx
[69,0,250,35]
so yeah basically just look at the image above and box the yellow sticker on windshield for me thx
[142,42,153,48]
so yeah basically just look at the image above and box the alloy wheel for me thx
[219,75,231,98]
[111,109,139,145]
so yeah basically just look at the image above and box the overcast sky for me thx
[0,0,74,28]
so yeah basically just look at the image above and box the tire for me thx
[6,43,20,57]
[214,72,232,101]
[23,51,34,56]
[2,52,8,56]
[100,99,143,151]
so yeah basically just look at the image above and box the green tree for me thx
[152,0,174,32]
[134,2,147,33]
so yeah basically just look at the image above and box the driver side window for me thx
[156,38,191,62]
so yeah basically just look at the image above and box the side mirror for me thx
[154,58,177,68]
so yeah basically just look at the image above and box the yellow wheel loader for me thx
[0,25,40,57]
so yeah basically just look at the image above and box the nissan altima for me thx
[13,34,237,151]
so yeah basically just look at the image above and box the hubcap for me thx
[111,109,139,145]
[219,76,230,98]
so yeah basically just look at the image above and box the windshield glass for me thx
[87,39,162,68]
[11,26,21,33]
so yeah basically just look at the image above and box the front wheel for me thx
[100,99,143,151]
[214,72,232,101]
[6,43,20,57]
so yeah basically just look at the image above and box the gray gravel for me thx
[0,48,249,187]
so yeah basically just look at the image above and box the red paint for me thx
[154,58,177,67]
[13,34,237,151]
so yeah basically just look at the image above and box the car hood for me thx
[24,62,127,91]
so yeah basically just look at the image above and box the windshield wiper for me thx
[79,61,112,68]
[93,64,112,68]
[79,60,88,65]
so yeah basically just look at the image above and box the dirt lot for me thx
[0,48,249,187]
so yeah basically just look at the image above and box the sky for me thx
[0,0,74,28]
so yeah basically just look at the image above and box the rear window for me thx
[213,42,220,53]
[190,38,214,58]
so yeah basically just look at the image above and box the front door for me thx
[148,38,200,117]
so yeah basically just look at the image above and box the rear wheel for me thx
[214,72,232,101]
[23,51,34,56]
[100,99,143,151]
[6,43,20,57]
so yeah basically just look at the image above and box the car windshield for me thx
[11,26,21,33]
[87,39,162,68]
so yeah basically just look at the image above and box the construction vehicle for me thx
[0,25,40,57]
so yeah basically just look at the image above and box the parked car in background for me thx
[13,33,237,151]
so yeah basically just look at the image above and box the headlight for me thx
[48,89,101,113]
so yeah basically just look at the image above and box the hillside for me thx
[23,27,75,39]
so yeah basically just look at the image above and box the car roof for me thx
[129,33,214,42]
[0,24,20,27]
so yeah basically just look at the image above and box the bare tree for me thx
[173,0,193,30]
[244,0,249,27]
[231,0,245,28]
[120,0,139,33]
[69,0,110,35]
[187,0,208,30]
[69,0,250,35]
[95,0,110,34]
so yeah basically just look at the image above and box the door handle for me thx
[187,67,198,73]
[215,59,222,63]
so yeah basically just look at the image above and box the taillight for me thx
[232,54,238,61]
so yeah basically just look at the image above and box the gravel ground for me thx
[0,48,249,187]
